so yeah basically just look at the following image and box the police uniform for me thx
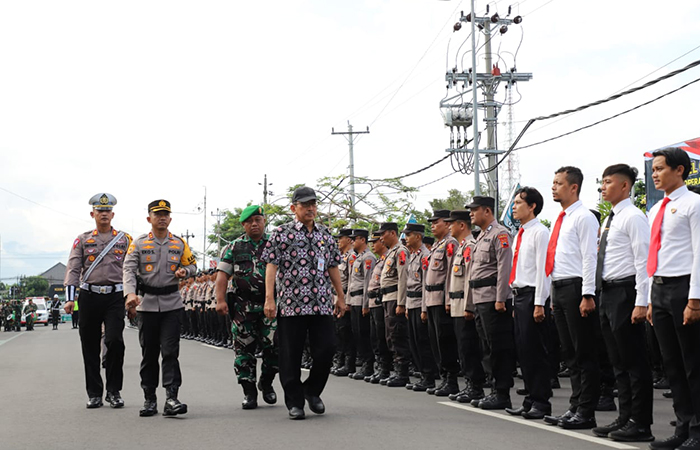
[346,229,377,380]
[403,223,438,391]
[466,196,516,409]
[425,210,460,395]
[366,236,392,383]
[51,295,61,330]
[123,199,197,417]
[444,210,487,402]
[378,222,412,386]
[64,193,132,408]
[332,229,356,377]
[216,205,278,409]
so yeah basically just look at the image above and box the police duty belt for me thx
[81,231,126,282]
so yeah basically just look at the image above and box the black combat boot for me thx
[257,376,277,405]
[353,362,374,380]
[139,389,158,417]
[435,374,459,397]
[241,381,258,410]
[413,376,436,392]
[163,386,188,416]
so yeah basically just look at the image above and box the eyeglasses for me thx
[296,201,317,209]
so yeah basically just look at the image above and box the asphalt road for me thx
[0,323,675,450]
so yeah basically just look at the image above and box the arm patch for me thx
[446,242,455,257]
[497,233,510,248]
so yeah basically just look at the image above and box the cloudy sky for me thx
[1,0,699,283]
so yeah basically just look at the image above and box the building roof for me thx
[38,262,67,285]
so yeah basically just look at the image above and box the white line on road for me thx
[202,344,224,350]
[0,332,24,347]
[438,402,638,450]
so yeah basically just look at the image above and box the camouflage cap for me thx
[240,205,264,223]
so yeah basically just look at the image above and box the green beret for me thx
[240,205,264,223]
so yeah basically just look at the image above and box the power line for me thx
[366,154,451,182]
[0,186,92,224]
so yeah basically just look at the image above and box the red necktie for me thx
[545,211,566,276]
[647,197,671,277]
[509,228,524,285]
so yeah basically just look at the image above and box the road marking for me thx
[202,344,224,350]
[438,402,637,450]
[0,332,24,347]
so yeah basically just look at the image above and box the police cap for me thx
[89,193,117,211]
[377,222,399,234]
[444,209,471,223]
[149,199,172,213]
[465,196,495,210]
[423,236,435,246]
[402,223,425,234]
[349,229,369,239]
[427,209,451,222]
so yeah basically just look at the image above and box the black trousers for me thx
[335,311,355,367]
[277,314,336,410]
[652,276,700,438]
[427,305,460,379]
[513,290,552,410]
[475,301,516,393]
[350,306,373,365]
[383,300,411,374]
[408,308,438,379]
[138,309,182,391]
[51,310,60,328]
[551,278,600,417]
[600,281,653,426]
[370,306,392,372]
[72,310,79,328]
[453,316,486,385]
[78,290,125,398]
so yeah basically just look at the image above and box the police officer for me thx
[124,199,197,417]
[51,294,61,330]
[425,210,460,396]
[64,193,131,409]
[365,233,393,383]
[402,223,437,392]
[332,229,356,377]
[378,222,412,387]
[466,196,516,410]
[445,210,487,404]
[215,205,278,410]
[346,229,376,380]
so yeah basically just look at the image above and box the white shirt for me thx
[601,198,650,307]
[551,200,599,296]
[648,185,700,299]
[511,219,551,306]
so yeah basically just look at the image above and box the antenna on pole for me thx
[332,121,370,219]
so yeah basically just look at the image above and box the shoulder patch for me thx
[446,242,455,257]
[421,256,429,271]
[127,242,136,255]
[497,233,509,248]
[398,250,406,265]
[73,238,80,249]
[463,246,472,261]
[365,259,372,271]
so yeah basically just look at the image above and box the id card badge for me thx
[318,257,325,271]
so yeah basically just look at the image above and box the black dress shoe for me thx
[86,397,103,409]
[242,394,258,410]
[305,395,325,414]
[522,407,550,420]
[544,409,574,426]
[105,391,124,408]
[505,406,527,416]
[608,419,654,442]
[653,377,670,390]
[675,437,700,450]
[592,417,626,437]
[257,380,277,405]
[596,395,617,412]
[516,387,529,396]
[288,406,305,420]
[559,412,596,430]
[478,393,512,410]
[163,388,188,416]
[649,434,688,450]
[662,390,673,399]
[139,400,158,417]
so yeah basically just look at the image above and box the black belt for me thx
[380,285,398,295]
[652,274,690,285]
[425,283,445,292]
[552,277,582,288]
[349,289,364,297]
[368,290,380,299]
[449,291,464,299]
[602,275,636,289]
[469,277,497,288]
[139,283,179,296]
[407,291,422,298]
[511,286,535,297]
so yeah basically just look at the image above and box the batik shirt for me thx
[261,219,341,317]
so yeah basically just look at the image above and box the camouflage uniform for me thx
[217,233,278,384]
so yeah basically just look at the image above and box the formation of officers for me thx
[60,148,700,449]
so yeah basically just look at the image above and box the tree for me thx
[633,180,646,210]
[429,189,469,211]
[20,276,49,298]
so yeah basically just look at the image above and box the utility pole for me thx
[442,6,531,217]
[331,121,369,216]
[259,174,273,205]
[182,230,195,245]
[202,186,207,269]
[211,208,226,257]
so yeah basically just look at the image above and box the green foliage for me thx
[633,180,646,210]
[540,219,551,230]
[597,201,612,223]
[20,276,49,298]
[429,189,469,211]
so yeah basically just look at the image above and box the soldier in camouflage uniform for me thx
[216,205,278,410]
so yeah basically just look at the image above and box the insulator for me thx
[454,22,462,32]
[491,13,499,23]
[513,15,522,24]
[466,13,472,22]
[500,25,508,34]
